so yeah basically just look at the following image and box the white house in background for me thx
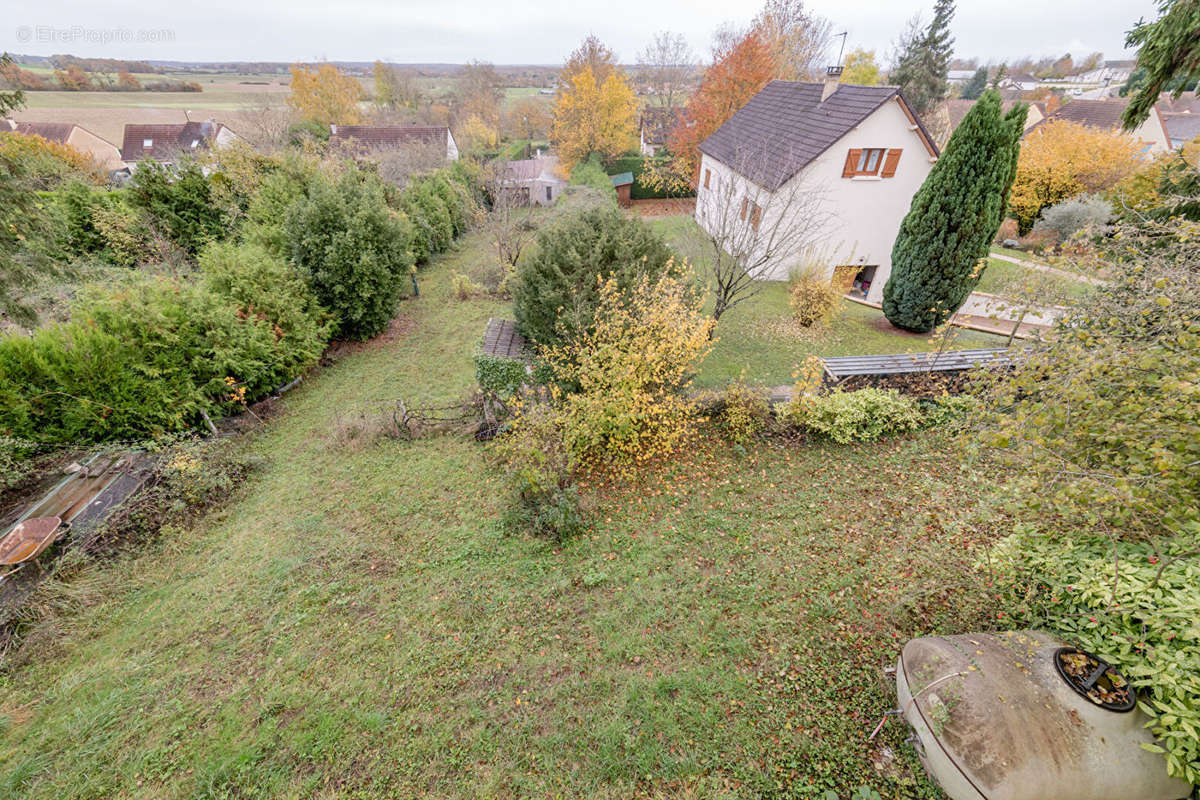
[499,155,567,206]
[997,72,1040,92]
[329,125,459,161]
[694,73,939,304]
[121,121,240,169]
[947,69,978,86]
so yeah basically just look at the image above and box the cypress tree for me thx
[882,90,1027,333]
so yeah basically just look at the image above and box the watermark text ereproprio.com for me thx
[15,25,175,45]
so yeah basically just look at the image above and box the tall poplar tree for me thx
[890,0,956,115]
[882,90,1026,332]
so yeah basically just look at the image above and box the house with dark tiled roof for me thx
[639,107,680,156]
[121,120,239,168]
[694,70,939,304]
[997,72,1040,92]
[4,119,124,173]
[1026,98,1170,155]
[329,125,458,161]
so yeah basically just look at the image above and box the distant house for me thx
[1026,98,1170,155]
[997,72,1040,92]
[639,107,680,156]
[1157,91,1200,148]
[1163,114,1200,149]
[694,74,940,304]
[1157,91,1200,115]
[938,99,1044,147]
[4,120,125,174]
[329,125,458,161]
[121,120,239,169]
[499,155,566,206]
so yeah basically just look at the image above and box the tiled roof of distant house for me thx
[329,125,450,154]
[1158,91,1200,114]
[8,121,75,142]
[945,99,1030,133]
[1164,113,1200,144]
[122,121,228,161]
[640,107,681,147]
[1037,98,1130,130]
[698,80,938,191]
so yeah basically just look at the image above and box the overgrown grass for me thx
[0,228,1006,799]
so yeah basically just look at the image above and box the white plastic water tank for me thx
[895,630,1191,800]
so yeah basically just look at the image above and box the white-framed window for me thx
[143,138,153,148]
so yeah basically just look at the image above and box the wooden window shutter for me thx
[842,149,862,178]
[881,148,902,178]
[750,203,762,231]
[704,169,711,189]
[740,197,748,220]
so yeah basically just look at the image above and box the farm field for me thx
[0,226,1005,799]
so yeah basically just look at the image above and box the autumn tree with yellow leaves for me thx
[286,63,364,126]
[551,38,638,170]
[1009,119,1142,232]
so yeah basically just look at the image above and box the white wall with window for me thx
[694,96,936,303]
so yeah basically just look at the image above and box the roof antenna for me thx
[834,32,848,68]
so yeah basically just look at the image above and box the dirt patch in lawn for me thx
[870,316,929,339]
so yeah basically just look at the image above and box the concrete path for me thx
[990,251,1109,286]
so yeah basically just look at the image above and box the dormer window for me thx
[143,138,153,148]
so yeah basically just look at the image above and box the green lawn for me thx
[700,286,1008,388]
[0,227,1003,799]
[975,257,1094,301]
[647,216,1012,388]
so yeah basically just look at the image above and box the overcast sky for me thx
[4,0,1157,66]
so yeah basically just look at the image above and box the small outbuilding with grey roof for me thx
[694,75,940,304]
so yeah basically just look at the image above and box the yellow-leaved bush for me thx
[542,262,714,474]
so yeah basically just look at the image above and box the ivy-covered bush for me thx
[784,388,924,444]
[127,159,227,254]
[283,168,415,340]
[494,396,586,543]
[989,528,1200,785]
[511,202,673,348]
[474,353,529,398]
[696,382,772,445]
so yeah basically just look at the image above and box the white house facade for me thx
[694,78,939,304]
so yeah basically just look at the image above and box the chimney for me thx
[821,65,843,102]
